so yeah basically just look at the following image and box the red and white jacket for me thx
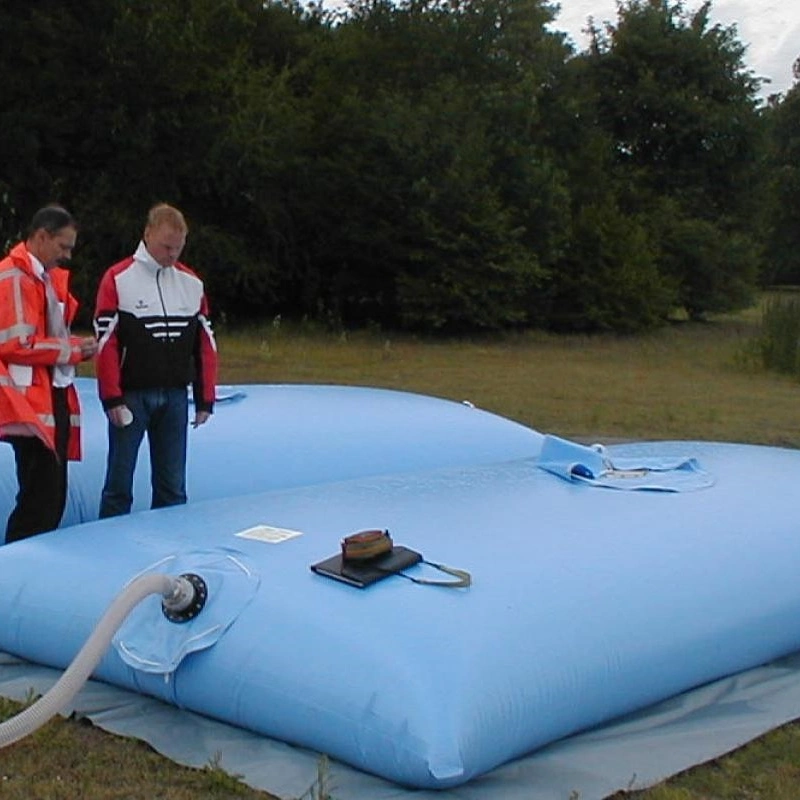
[94,242,217,412]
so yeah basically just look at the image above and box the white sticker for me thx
[234,525,304,544]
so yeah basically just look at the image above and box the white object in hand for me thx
[119,407,134,426]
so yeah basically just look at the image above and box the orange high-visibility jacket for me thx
[0,242,85,459]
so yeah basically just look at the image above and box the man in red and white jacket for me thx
[93,203,217,518]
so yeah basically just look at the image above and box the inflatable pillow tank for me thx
[3,382,800,789]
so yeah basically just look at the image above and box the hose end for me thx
[162,573,208,623]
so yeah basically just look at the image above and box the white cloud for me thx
[551,0,798,97]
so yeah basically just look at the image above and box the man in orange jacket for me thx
[0,206,98,544]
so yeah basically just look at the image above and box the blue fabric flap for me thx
[536,435,714,492]
[113,549,260,674]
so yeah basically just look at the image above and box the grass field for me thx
[2,302,800,799]
[220,305,800,447]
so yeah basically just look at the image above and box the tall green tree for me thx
[284,0,568,331]
[762,60,800,284]
[536,39,677,331]
[576,0,764,318]
[0,0,780,333]
[0,1,115,221]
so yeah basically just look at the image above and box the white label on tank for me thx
[234,524,304,543]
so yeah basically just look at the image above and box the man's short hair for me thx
[28,206,77,237]
[146,203,188,233]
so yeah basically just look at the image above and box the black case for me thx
[310,546,423,588]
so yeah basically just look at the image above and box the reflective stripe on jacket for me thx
[0,242,83,459]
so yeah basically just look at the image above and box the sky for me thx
[551,0,799,98]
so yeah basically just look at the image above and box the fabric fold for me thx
[536,435,714,492]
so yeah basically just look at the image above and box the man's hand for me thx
[77,336,98,360]
[107,405,133,427]
[192,410,211,429]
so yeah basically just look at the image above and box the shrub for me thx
[757,292,800,376]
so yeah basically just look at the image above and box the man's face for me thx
[144,224,187,267]
[32,226,77,269]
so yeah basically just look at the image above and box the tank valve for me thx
[161,573,208,623]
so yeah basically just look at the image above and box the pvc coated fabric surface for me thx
[1,421,800,787]
[0,379,543,529]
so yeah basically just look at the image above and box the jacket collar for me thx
[133,240,167,275]
[8,242,35,275]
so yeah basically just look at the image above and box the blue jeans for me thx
[99,387,189,518]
